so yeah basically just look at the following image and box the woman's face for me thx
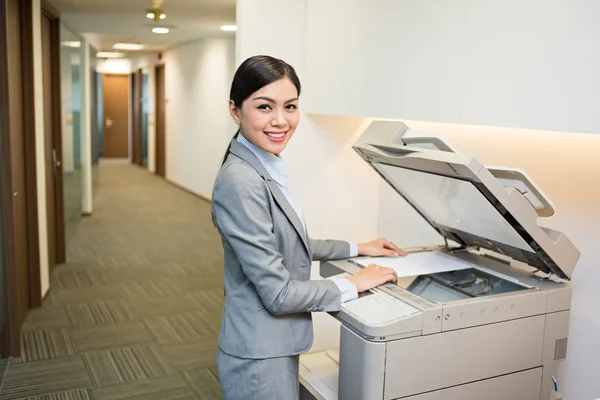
[229,78,300,154]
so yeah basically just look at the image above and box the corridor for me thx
[0,162,225,399]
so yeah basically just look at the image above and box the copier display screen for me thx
[374,163,534,253]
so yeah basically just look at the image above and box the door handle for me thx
[52,149,61,177]
[106,117,113,129]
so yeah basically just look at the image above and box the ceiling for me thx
[51,0,236,54]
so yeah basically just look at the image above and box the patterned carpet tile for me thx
[143,311,218,344]
[52,286,128,306]
[21,308,71,332]
[120,279,181,299]
[103,265,190,283]
[126,296,199,319]
[11,329,76,364]
[20,389,95,400]
[51,270,112,290]
[0,357,92,400]
[164,276,224,292]
[182,368,223,400]
[3,164,229,399]
[157,338,219,372]
[70,323,155,353]
[91,254,153,269]
[187,290,225,314]
[66,300,135,327]
[92,375,195,400]
[83,345,176,387]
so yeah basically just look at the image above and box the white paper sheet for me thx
[353,251,472,278]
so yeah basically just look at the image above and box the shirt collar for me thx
[237,133,287,187]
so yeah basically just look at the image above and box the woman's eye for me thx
[286,104,298,110]
[257,104,271,110]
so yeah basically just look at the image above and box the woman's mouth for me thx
[265,131,287,143]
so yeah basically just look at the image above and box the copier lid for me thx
[353,121,580,280]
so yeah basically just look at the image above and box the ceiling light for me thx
[220,25,237,32]
[159,13,166,19]
[61,41,81,48]
[152,27,169,34]
[146,12,154,19]
[113,43,145,51]
[96,52,123,58]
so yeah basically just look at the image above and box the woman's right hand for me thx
[347,264,398,293]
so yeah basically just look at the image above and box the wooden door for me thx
[155,64,165,177]
[6,0,29,328]
[102,74,129,158]
[131,70,142,166]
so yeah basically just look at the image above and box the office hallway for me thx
[0,162,225,400]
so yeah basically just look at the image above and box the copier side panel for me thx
[541,311,571,400]
[339,325,386,400]
[384,315,545,399]
[398,368,542,400]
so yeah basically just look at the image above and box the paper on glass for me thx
[353,251,472,278]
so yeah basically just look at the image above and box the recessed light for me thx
[152,27,169,34]
[61,41,81,48]
[113,43,145,51]
[159,13,166,19]
[96,52,123,58]
[220,25,237,32]
[146,12,154,19]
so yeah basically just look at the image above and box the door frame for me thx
[131,69,142,166]
[42,0,65,266]
[155,64,165,177]
[0,0,41,357]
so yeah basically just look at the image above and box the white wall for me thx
[162,39,236,199]
[32,0,50,296]
[305,0,600,135]
[237,1,600,399]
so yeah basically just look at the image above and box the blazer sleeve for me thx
[309,239,352,262]
[212,164,342,316]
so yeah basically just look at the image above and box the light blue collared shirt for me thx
[237,134,358,303]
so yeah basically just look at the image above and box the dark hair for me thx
[221,55,301,165]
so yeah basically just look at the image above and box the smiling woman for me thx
[211,55,405,400]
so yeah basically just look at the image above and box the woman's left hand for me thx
[357,237,407,257]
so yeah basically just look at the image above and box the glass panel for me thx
[141,71,149,167]
[90,47,100,200]
[60,25,84,245]
[374,163,534,252]
[399,267,530,304]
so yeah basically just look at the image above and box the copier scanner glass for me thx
[398,268,530,304]
[374,163,534,253]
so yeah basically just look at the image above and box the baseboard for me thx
[165,178,212,204]
[41,286,52,303]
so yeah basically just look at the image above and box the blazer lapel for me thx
[228,140,311,255]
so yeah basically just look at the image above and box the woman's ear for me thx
[229,100,241,124]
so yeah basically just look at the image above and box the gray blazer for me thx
[211,140,352,359]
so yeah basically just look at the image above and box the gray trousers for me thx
[217,348,300,400]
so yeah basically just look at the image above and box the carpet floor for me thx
[0,162,225,399]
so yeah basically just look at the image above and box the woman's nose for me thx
[272,109,287,126]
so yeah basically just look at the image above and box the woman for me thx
[212,55,406,400]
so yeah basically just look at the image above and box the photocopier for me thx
[299,121,580,400]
